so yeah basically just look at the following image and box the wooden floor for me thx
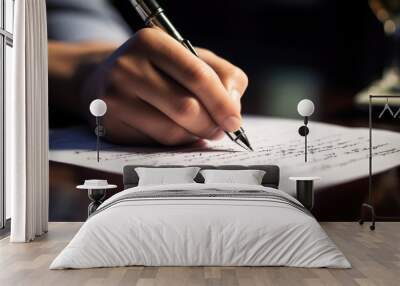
[0,222,399,286]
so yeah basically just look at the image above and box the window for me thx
[1,0,14,230]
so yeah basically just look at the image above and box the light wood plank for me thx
[0,222,399,286]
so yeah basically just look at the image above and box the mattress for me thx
[50,183,351,269]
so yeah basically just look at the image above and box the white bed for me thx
[50,181,350,269]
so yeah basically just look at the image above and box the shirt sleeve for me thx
[46,0,132,45]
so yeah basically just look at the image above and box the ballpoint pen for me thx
[129,0,253,151]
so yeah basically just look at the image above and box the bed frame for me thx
[123,165,280,189]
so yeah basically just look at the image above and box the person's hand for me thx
[81,28,248,146]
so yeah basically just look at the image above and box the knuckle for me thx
[109,58,135,84]
[161,126,189,146]
[114,56,129,70]
[175,97,200,119]
[133,28,155,46]
[229,67,248,88]
[212,100,230,116]
[186,64,213,88]
[238,68,249,88]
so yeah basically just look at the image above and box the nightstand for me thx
[77,180,117,217]
[289,177,320,210]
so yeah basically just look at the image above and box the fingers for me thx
[109,58,222,140]
[93,28,249,146]
[196,48,248,110]
[103,95,199,146]
[102,114,156,146]
[133,28,242,132]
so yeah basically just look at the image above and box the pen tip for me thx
[242,137,253,152]
[228,128,253,151]
[238,138,253,152]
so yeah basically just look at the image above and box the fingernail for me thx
[222,116,241,132]
[209,129,225,141]
[207,127,220,138]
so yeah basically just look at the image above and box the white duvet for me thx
[50,183,350,269]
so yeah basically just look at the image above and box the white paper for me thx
[49,117,400,195]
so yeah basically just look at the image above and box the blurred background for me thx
[112,0,387,122]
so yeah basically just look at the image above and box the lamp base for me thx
[87,189,107,217]
[296,180,314,210]
[359,203,376,231]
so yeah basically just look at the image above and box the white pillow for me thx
[200,169,266,185]
[135,167,200,186]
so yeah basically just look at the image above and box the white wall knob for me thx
[297,99,315,117]
[90,99,107,117]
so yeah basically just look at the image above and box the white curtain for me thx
[8,0,49,242]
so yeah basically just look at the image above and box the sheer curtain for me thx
[8,0,49,242]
